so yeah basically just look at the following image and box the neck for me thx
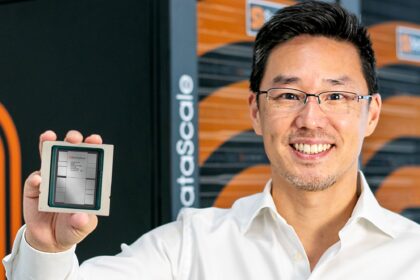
[271,171,360,270]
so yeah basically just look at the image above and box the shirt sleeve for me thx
[2,225,78,279]
[2,220,183,280]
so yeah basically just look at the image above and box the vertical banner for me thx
[169,0,199,219]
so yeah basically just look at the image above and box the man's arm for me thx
[3,221,182,279]
[3,226,79,279]
[2,130,182,279]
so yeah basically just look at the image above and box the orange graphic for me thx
[199,80,251,165]
[362,95,420,213]
[362,96,420,165]
[214,165,270,208]
[0,103,21,279]
[375,167,420,213]
[0,138,5,265]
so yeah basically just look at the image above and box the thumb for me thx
[69,213,98,236]
[24,171,42,199]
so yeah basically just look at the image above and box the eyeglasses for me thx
[256,88,373,115]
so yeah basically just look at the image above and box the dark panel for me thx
[377,65,420,100]
[360,0,420,25]
[362,0,420,25]
[0,0,159,262]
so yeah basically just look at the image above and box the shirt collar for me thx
[233,179,281,234]
[343,171,397,238]
[234,172,397,238]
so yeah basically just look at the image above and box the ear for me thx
[364,93,382,137]
[249,93,262,135]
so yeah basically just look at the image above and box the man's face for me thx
[249,35,381,191]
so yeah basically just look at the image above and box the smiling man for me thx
[3,1,420,279]
[249,33,382,269]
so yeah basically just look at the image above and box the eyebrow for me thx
[272,75,301,85]
[271,75,354,86]
[323,76,353,85]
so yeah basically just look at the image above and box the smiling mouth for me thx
[291,143,333,155]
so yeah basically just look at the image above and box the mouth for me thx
[291,143,333,155]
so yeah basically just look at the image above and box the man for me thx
[4,1,420,279]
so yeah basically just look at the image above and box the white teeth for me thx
[293,143,332,154]
[310,145,317,154]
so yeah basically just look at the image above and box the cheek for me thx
[261,113,280,134]
[334,115,367,148]
[261,113,291,146]
[334,117,351,130]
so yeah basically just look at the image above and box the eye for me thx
[324,92,357,102]
[268,89,304,102]
[274,92,300,100]
[326,92,344,100]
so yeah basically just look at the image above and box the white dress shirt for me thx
[3,172,420,279]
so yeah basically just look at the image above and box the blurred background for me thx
[0,0,419,277]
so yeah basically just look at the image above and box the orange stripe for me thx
[197,0,296,56]
[362,96,420,165]
[0,135,5,278]
[214,165,271,208]
[375,167,420,213]
[0,103,22,248]
[199,80,252,165]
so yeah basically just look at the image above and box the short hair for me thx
[249,1,378,95]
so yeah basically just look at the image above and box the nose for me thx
[294,96,328,129]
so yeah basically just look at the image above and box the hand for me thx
[24,130,102,252]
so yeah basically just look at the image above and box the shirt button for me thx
[294,252,303,262]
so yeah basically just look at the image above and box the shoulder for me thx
[176,192,263,231]
[382,208,420,239]
[134,191,263,249]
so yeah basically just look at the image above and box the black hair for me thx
[249,1,378,95]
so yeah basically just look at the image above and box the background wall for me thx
[361,0,420,221]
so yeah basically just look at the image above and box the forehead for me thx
[262,35,367,90]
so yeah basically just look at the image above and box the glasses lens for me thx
[267,89,305,112]
[319,91,357,114]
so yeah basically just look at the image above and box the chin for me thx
[283,171,337,192]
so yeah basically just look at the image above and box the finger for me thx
[39,130,57,157]
[84,134,103,145]
[69,213,98,236]
[64,130,84,144]
[24,171,42,199]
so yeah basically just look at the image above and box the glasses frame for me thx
[256,87,373,105]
